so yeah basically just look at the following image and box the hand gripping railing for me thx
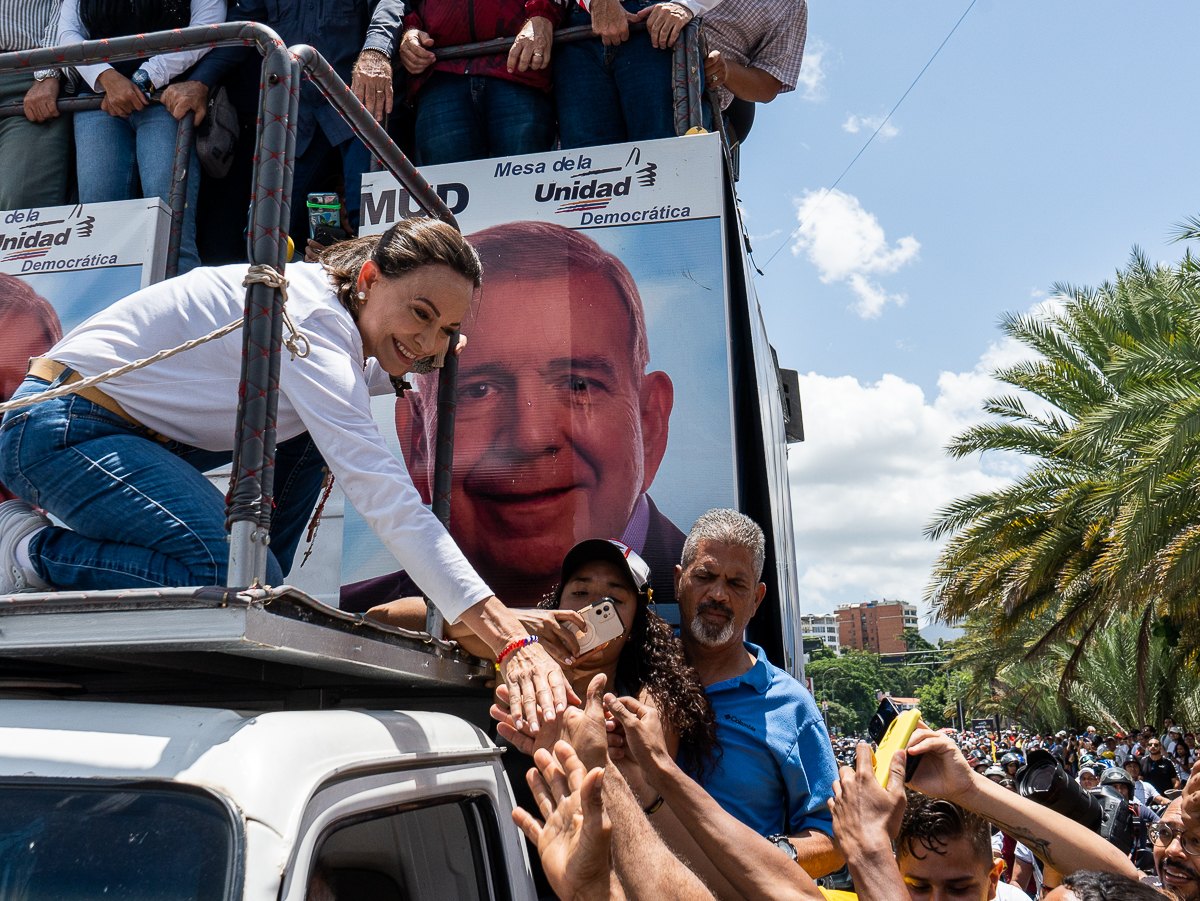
[0,25,461,633]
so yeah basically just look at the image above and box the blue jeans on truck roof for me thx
[0,377,326,590]
[554,0,676,149]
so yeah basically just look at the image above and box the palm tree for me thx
[927,237,1200,697]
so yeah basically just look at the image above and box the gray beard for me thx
[685,611,739,648]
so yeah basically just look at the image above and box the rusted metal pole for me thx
[165,114,194,279]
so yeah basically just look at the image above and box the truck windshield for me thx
[0,783,236,901]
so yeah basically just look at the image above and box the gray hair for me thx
[681,509,766,582]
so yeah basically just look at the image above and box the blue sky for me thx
[737,2,1200,625]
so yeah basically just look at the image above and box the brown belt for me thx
[26,357,168,442]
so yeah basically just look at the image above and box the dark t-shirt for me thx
[1140,755,1178,794]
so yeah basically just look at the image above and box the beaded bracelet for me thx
[496,635,539,668]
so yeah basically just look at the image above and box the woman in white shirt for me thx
[0,218,569,730]
[57,0,225,273]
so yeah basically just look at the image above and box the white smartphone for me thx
[565,598,626,655]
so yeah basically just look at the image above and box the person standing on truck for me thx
[397,0,564,166]
[0,217,569,732]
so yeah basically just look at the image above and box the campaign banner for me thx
[0,198,169,327]
[339,133,737,616]
[0,198,170,502]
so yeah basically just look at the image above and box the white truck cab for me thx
[0,587,536,901]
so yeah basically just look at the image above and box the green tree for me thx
[926,241,1200,697]
[807,651,885,734]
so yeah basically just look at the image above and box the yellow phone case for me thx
[873,708,921,788]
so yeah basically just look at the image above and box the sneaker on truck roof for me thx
[0,499,52,595]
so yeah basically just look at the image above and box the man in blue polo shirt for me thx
[674,508,842,877]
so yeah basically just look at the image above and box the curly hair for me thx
[541,587,720,778]
[896,792,992,866]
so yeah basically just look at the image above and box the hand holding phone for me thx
[564,599,625,655]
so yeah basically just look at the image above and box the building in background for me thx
[836,600,918,655]
[801,613,840,654]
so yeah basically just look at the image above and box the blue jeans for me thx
[414,71,556,166]
[554,0,675,149]
[75,103,202,274]
[0,377,327,590]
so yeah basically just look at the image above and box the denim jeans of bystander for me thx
[74,103,202,273]
[0,377,327,591]
[414,71,556,166]
[554,0,675,149]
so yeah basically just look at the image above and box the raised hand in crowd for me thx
[513,741,618,901]
[507,16,553,74]
[828,743,910,901]
[22,76,60,123]
[587,0,640,46]
[399,28,437,75]
[97,69,148,117]
[161,81,210,126]
[351,49,393,121]
[637,2,693,49]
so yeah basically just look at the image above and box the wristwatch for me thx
[131,68,153,93]
[767,834,799,862]
[33,69,59,82]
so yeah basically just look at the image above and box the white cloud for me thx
[789,332,1040,624]
[795,39,829,101]
[791,188,920,318]
[842,113,899,140]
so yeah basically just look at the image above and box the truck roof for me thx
[0,698,499,840]
[0,585,492,710]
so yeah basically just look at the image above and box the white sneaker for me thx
[0,499,52,595]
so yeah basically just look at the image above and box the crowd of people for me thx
[481,509,1200,901]
[0,0,808,270]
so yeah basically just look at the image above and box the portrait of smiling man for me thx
[341,220,686,614]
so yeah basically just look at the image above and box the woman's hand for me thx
[513,608,587,665]
[507,16,553,73]
[400,28,437,75]
[501,636,572,734]
[98,69,148,117]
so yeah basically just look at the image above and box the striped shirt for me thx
[0,0,61,52]
[701,0,808,109]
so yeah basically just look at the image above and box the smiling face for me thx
[1155,802,1200,901]
[898,835,1001,901]
[403,268,672,601]
[676,539,766,651]
[354,262,473,377]
[558,559,637,669]
[1078,769,1100,790]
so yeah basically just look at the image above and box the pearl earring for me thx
[357,291,366,300]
